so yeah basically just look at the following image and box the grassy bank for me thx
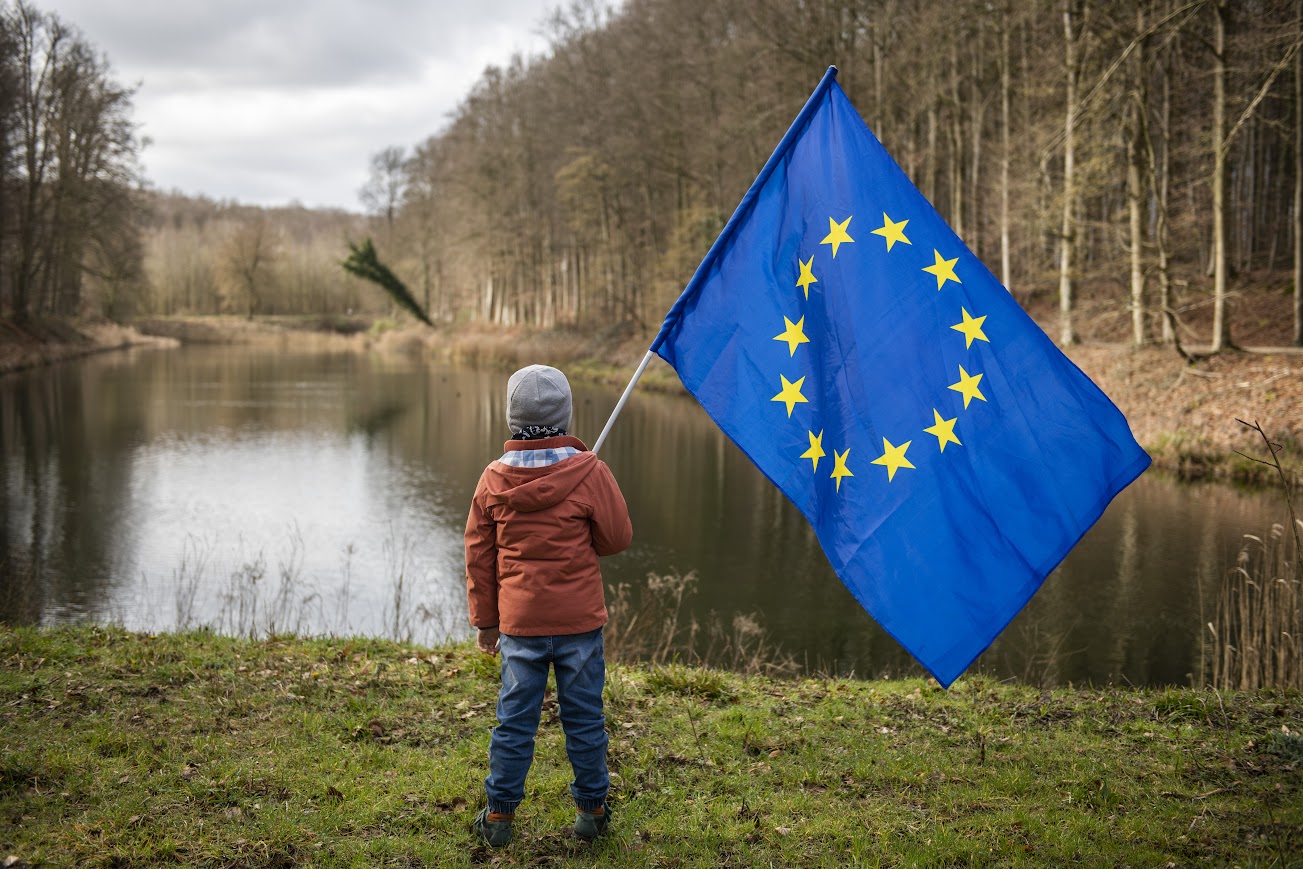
[0,319,177,376]
[1,627,1300,866]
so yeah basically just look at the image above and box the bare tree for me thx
[218,216,275,319]
[359,145,405,239]
[10,0,65,320]
[1,1,143,321]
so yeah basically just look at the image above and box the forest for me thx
[2,0,1302,352]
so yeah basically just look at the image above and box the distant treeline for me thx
[4,0,1302,349]
[0,1,392,323]
[141,194,376,319]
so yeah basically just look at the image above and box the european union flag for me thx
[651,67,1151,687]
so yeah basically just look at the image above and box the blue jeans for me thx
[485,628,609,814]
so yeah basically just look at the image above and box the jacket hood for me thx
[483,448,601,513]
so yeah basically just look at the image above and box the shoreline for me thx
[3,314,1300,487]
[0,319,178,376]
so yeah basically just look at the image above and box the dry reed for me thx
[1204,420,1302,690]
[1206,522,1302,690]
[605,570,796,676]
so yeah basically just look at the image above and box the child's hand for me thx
[476,627,500,656]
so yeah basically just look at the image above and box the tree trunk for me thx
[1000,13,1013,293]
[1211,0,1233,352]
[949,43,964,241]
[927,103,939,206]
[969,31,986,259]
[14,6,61,322]
[1059,1,1079,347]
[1295,0,1302,346]
[872,19,885,140]
[1159,61,1175,345]
[1128,6,1147,347]
[1129,136,1146,346]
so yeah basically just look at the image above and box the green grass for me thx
[2,626,1300,867]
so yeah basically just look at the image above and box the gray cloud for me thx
[50,0,555,87]
[40,0,563,208]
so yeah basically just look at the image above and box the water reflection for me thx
[0,346,1286,685]
[1,350,138,625]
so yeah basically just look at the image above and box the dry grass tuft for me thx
[605,570,796,676]
[1204,421,1303,690]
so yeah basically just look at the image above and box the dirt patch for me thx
[1065,343,1302,484]
[1018,277,1302,483]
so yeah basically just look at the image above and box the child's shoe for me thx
[573,801,610,841]
[473,807,514,847]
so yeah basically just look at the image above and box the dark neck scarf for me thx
[512,425,567,441]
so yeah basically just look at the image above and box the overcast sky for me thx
[41,0,562,211]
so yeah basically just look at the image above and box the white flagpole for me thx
[591,350,655,455]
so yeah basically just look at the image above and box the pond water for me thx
[0,345,1286,685]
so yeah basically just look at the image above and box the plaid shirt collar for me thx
[498,445,580,468]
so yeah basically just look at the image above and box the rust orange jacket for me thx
[464,436,632,636]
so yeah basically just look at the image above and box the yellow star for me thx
[948,366,987,409]
[870,213,911,251]
[831,448,854,491]
[950,307,989,349]
[795,256,819,299]
[773,315,810,356]
[819,216,854,258]
[771,374,808,418]
[923,409,961,452]
[870,438,914,482]
[922,250,961,290]
[801,429,826,473]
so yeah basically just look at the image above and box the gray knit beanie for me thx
[506,364,573,434]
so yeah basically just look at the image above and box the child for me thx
[465,364,633,847]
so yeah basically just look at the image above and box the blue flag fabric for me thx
[651,68,1151,687]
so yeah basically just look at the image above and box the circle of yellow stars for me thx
[766,210,993,491]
